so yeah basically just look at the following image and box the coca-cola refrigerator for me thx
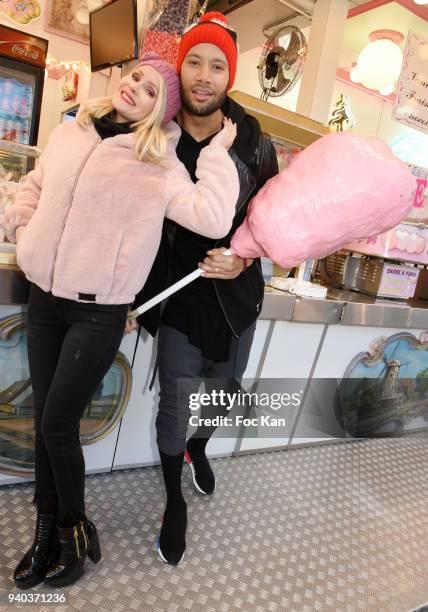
[0,24,48,146]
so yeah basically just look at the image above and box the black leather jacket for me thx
[133,97,279,337]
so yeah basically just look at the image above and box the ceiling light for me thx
[379,83,395,96]
[353,30,404,95]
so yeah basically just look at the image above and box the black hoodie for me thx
[133,96,279,356]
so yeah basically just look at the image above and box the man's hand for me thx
[198,247,254,280]
[124,317,139,334]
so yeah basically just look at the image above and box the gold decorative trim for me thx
[0,253,17,266]
[81,351,133,445]
[0,312,133,476]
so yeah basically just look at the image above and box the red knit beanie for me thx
[176,12,238,91]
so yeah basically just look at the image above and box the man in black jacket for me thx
[133,11,279,566]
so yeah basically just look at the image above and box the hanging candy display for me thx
[141,0,196,65]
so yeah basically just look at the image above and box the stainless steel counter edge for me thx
[292,295,344,324]
[259,289,296,321]
[2,273,428,329]
[260,289,428,328]
[341,300,428,329]
[260,289,345,324]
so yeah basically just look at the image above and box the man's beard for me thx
[180,84,228,117]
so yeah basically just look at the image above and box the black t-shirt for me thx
[161,125,234,362]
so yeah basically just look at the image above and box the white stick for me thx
[296,261,306,281]
[128,249,232,319]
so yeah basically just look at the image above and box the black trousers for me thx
[27,283,128,519]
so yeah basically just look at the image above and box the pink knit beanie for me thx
[138,52,181,124]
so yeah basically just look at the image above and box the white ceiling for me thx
[212,0,307,53]
[208,0,428,78]
[205,1,369,55]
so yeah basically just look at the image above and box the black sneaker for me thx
[157,503,186,566]
[184,447,216,495]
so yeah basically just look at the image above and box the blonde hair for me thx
[77,77,169,164]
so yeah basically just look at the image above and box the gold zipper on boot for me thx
[80,521,88,551]
[73,526,81,558]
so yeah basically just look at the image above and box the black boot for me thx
[158,451,187,566]
[43,518,101,587]
[13,512,60,589]
[185,437,215,495]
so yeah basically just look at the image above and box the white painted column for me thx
[296,0,348,124]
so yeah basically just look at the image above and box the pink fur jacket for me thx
[2,118,239,304]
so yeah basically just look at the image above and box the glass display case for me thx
[0,139,41,302]
[0,137,41,181]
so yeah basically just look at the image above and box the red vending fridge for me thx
[0,24,48,146]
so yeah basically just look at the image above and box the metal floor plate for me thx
[1,438,427,612]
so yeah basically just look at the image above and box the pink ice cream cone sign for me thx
[230,132,416,267]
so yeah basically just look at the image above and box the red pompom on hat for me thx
[176,11,238,91]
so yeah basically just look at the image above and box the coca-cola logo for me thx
[11,44,39,61]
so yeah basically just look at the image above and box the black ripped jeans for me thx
[27,283,128,521]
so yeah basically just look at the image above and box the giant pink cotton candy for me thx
[231,132,415,267]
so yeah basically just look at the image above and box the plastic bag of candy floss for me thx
[230,131,416,268]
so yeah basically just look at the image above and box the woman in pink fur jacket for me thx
[2,52,239,589]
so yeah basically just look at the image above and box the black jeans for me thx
[27,283,128,520]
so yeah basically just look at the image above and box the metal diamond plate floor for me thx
[1,439,427,612]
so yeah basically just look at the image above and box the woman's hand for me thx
[124,317,138,334]
[210,117,237,150]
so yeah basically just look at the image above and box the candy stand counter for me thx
[114,282,428,467]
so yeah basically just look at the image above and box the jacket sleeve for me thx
[2,156,44,243]
[165,144,239,238]
[131,222,171,335]
[255,134,279,193]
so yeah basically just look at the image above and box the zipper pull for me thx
[80,520,88,551]
[73,526,81,558]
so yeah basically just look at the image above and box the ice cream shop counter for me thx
[259,285,428,328]
[0,243,29,305]
[1,249,428,486]
[245,284,428,450]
